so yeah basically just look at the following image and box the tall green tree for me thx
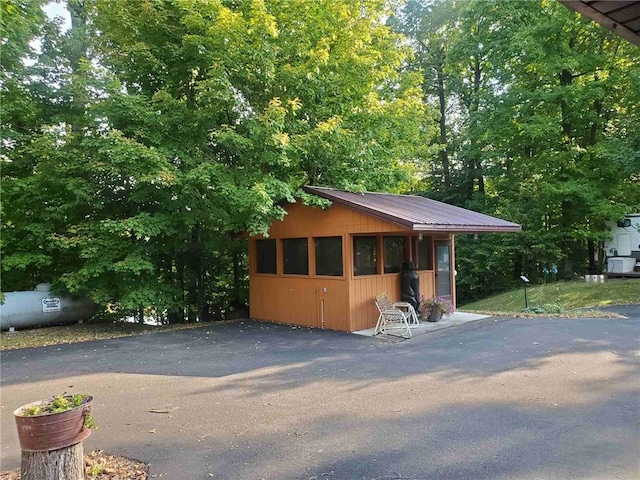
[397,0,640,302]
[481,0,640,279]
[2,0,434,320]
[392,0,457,191]
[1,0,61,291]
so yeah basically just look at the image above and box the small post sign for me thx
[42,298,61,313]
[519,276,530,309]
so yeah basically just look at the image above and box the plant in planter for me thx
[15,393,97,451]
[419,296,455,322]
[14,393,98,480]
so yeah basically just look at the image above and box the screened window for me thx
[256,239,276,274]
[282,238,309,275]
[353,236,377,276]
[384,236,405,273]
[413,236,432,270]
[315,237,343,276]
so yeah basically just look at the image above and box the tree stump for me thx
[21,442,84,480]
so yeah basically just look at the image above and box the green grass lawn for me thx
[460,279,640,313]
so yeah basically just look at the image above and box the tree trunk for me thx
[67,0,89,140]
[588,239,598,274]
[22,443,84,480]
[561,253,574,280]
[559,68,574,139]
[476,158,485,194]
[435,46,451,188]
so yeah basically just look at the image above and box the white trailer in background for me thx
[604,214,640,275]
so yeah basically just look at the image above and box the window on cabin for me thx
[383,236,405,273]
[282,238,309,275]
[256,239,277,274]
[315,237,343,276]
[353,236,377,276]
[413,236,433,270]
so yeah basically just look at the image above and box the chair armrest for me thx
[383,308,409,318]
[393,301,414,310]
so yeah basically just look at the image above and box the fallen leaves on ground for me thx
[466,310,625,318]
[0,450,148,480]
[0,320,217,350]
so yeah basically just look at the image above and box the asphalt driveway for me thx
[1,312,639,480]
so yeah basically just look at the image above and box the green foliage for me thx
[18,393,99,429]
[2,0,432,321]
[5,0,636,316]
[21,405,41,416]
[522,304,564,315]
[397,0,640,303]
[49,394,85,413]
[19,393,88,413]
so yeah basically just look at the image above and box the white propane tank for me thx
[0,284,95,331]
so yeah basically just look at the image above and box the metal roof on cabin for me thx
[303,186,522,233]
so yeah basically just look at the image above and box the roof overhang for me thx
[412,224,521,233]
[303,186,522,234]
[323,200,521,233]
[559,1,640,47]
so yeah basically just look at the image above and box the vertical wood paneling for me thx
[418,271,435,299]
[250,275,349,330]
[348,274,403,331]
[267,203,406,238]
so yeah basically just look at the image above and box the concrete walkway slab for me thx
[353,310,490,337]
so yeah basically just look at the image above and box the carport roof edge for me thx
[558,0,640,48]
[303,186,522,233]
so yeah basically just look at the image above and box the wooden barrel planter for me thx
[14,395,95,480]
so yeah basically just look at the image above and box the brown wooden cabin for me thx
[249,187,521,332]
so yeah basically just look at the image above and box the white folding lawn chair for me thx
[374,294,412,339]
[376,293,420,326]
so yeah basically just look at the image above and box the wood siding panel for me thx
[349,275,400,331]
[418,271,436,299]
[250,275,349,331]
[267,203,405,238]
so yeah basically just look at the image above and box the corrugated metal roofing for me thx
[304,186,522,233]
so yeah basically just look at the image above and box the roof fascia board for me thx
[413,224,522,233]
